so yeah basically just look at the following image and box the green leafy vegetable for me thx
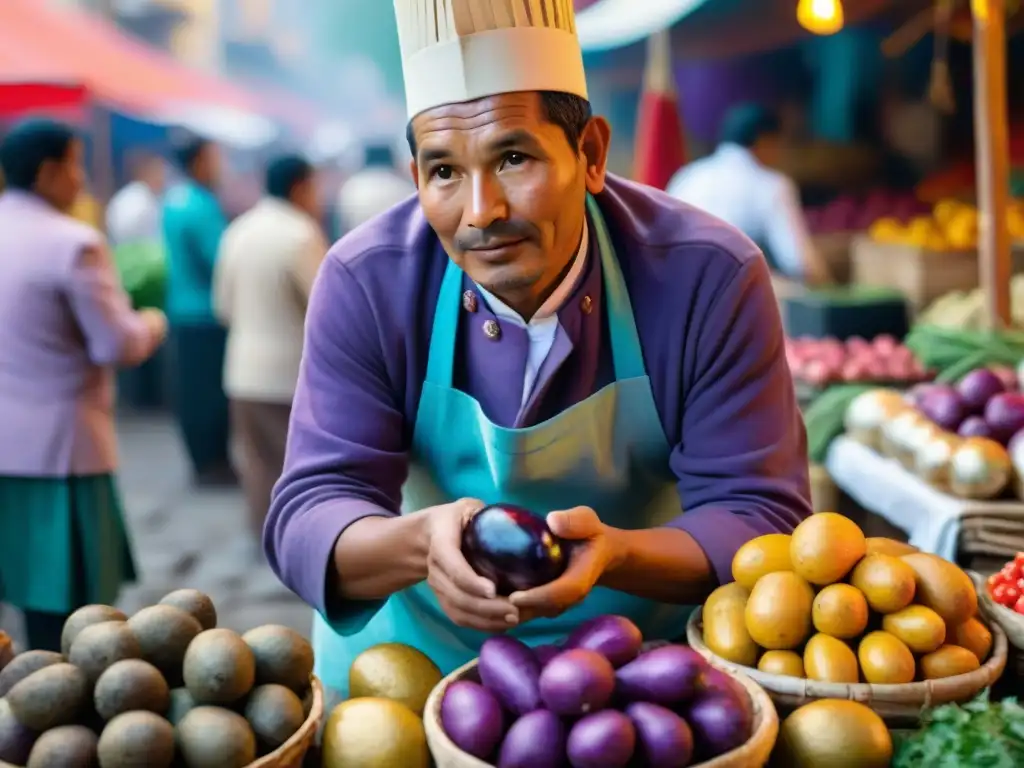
[893,691,1024,768]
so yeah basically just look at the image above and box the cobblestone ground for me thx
[1,414,311,648]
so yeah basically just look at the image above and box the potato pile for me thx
[0,589,314,768]
[702,514,992,686]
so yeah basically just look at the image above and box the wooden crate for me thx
[813,231,856,284]
[850,235,1024,314]
[810,463,838,513]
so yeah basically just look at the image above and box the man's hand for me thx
[509,507,623,621]
[425,498,520,633]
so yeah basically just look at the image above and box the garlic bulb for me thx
[949,437,1012,499]
[915,431,961,491]
[845,389,908,451]
[880,410,929,464]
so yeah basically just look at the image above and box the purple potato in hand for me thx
[565,615,643,668]
[567,710,636,768]
[626,701,694,768]
[539,649,615,716]
[498,709,566,768]
[461,504,568,596]
[479,636,543,715]
[614,645,706,706]
[441,681,505,759]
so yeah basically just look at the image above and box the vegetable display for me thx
[844,376,1024,500]
[892,691,1024,767]
[440,615,755,767]
[786,336,930,388]
[985,552,1024,614]
[804,189,929,235]
[462,505,568,596]
[701,514,991,687]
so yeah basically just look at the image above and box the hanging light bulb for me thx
[797,0,845,35]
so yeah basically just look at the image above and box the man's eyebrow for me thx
[488,130,543,153]
[419,147,450,165]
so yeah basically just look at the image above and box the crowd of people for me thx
[0,117,415,651]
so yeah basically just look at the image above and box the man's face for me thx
[410,92,608,316]
[193,143,222,187]
[37,138,85,212]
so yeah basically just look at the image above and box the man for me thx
[214,155,327,551]
[667,103,830,285]
[265,0,811,699]
[334,141,415,236]
[162,137,232,484]
[106,152,165,247]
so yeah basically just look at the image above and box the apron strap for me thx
[424,195,648,387]
[423,254,464,388]
[586,195,646,380]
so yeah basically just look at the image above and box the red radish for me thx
[845,336,871,355]
[873,335,898,356]
[802,360,835,387]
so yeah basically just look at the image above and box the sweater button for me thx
[483,319,501,340]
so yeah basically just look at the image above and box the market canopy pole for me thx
[972,0,1013,329]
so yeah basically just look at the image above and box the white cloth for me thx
[105,181,162,245]
[825,435,1024,561]
[477,222,589,407]
[336,168,416,233]
[213,197,328,403]
[666,144,815,279]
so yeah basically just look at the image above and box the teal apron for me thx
[313,197,690,700]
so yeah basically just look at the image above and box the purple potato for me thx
[918,386,967,432]
[565,616,643,668]
[957,368,1007,414]
[626,701,694,768]
[614,645,706,706]
[462,504,568,595]
[958,415,996,440]
[685,693,752,760]
[0,698,37,765]
[441,680,505,759]
[534,644,562,667]
[985,393,1024,443]
[479,636,543,715]
[693,668,745,704]
[498,709,566,768]
[539,649,615,716]
[567,710,636,768]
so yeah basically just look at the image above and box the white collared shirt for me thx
[666,143,815,279]
[105,181,161,246]
[477,221,589,407]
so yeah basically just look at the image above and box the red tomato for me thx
[1005,586,1022,605]
[1016,596,1024,615]
[993,584,1012,605]
[1002,563,1022,581]
[1015,552,1024,569]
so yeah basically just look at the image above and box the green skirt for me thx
[0,475,137,615]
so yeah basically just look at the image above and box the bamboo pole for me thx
[972,0,1013,329]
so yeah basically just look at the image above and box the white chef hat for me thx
[394,0,589,120]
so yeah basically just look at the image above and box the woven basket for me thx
[687,606,1007,726]
[423,655,779,768]
[248,675,324,768]
[972,571,1024,678]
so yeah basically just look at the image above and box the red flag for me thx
[633,29,687,190]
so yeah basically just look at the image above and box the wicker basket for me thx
[972,571,1024,679]
[248,675,324,768]
[686,606,1007,726]
[423,656,778,768]
[0,676,324,768]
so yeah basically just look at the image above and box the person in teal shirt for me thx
[162,137,232,484]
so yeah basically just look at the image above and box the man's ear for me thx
[409,159,419,188]
[580,116,611,196]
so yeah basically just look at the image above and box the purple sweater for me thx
[265,175,812,616]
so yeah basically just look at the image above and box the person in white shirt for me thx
[667,104,830,285]
[334,142,416,234]
[105,152,165,246]
[213,155,328,549]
